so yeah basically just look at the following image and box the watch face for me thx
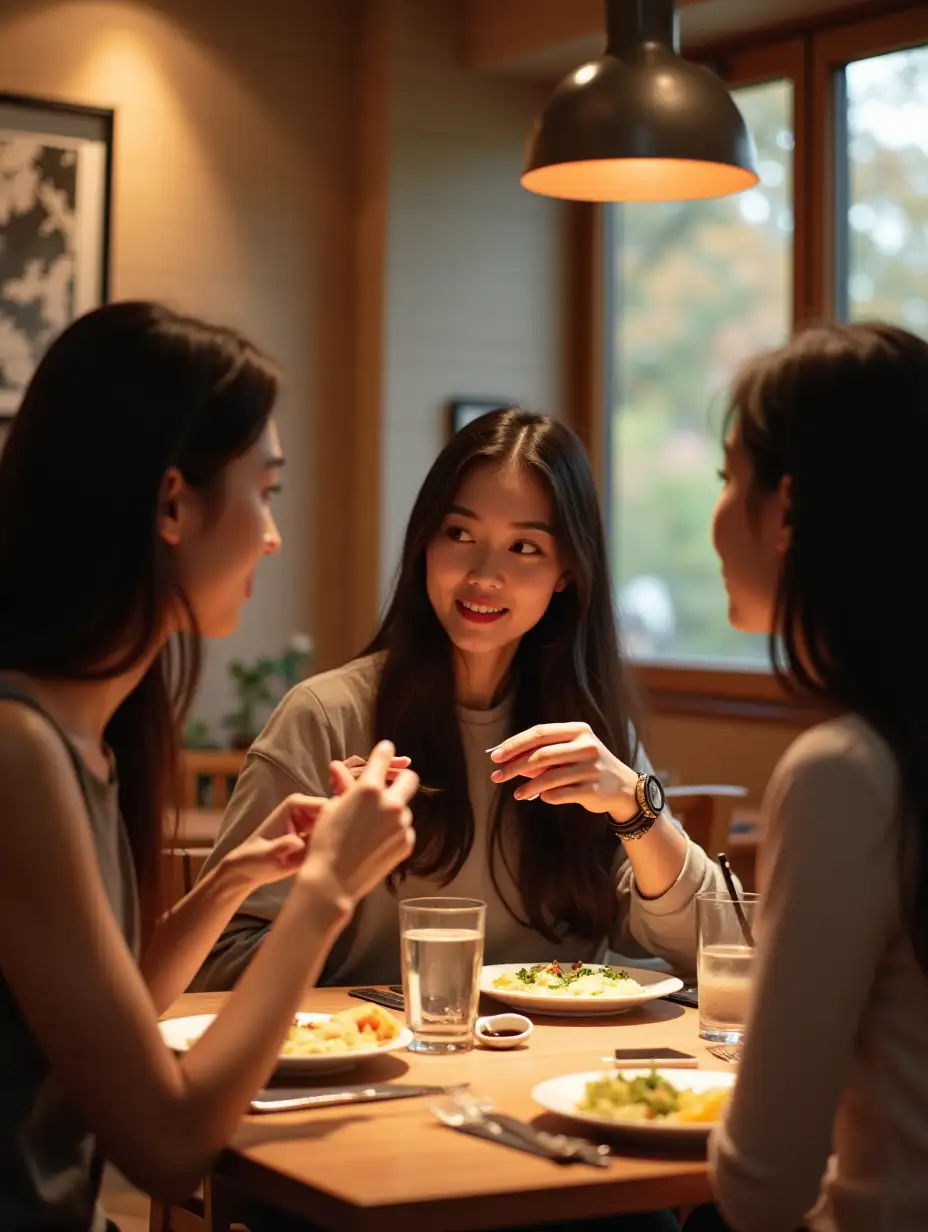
[645,775,665,814]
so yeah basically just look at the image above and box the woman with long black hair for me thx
[198,409,729,990]
[0,301,418,1229]
[685,322,928,1231]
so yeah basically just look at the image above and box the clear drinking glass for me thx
[399,897,486,1054]
[696,891,759,1044]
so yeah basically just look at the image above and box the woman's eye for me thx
[263,484,282,502]
[512,540,542,557]
[445,525,474,543]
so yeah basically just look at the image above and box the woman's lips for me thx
[455,599,508,624]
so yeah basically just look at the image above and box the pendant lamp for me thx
[521,0,759,202]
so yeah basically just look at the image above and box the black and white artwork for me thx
[0,95,112,418]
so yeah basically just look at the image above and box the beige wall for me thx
[378,0,566,598]
[0,0,793,803]
[0,0,567,733]
[644,712,804,807]
[0,0,358,733]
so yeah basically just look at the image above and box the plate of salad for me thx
[480,960,683,1016]
[532,1067,734,1142]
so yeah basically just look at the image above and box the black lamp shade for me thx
[522,0,759,203]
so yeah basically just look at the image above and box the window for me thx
[599,8,928,698]
[838,44,928,333]
[606,77,793,666]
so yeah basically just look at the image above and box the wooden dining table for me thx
[166,988,731,1231]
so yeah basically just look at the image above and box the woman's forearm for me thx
[616,814,688,898]
[141,859,256,1014]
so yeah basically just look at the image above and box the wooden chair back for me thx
[664,783,748,857]
[179,749,246,809]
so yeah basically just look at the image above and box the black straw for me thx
[716,852,755,947]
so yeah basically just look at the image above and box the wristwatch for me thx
[607,773,666,841]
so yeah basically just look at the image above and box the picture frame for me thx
[447,396,511,439]
[0,91,114,420]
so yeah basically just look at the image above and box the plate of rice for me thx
[159,1003,413,1076]
[481,960,683,1016]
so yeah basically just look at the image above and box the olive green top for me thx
[0,678,140,1231]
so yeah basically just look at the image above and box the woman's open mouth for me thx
[455,598,509,625]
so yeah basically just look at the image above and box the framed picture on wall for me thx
[0,92,114,420]
[446,396,511,439]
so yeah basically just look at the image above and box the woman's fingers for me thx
[492,738,594,783]
[489,723,588,765]
[384,767,420,808]
[513,764,601,800]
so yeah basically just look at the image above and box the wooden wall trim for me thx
[463,0,703,71]
[564,202,604,497]
[463,0,925,74]
[351,0,393,655]
[634,664,828,724]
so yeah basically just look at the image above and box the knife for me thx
[249,1082,455,1114]
[445,1117,609,1168]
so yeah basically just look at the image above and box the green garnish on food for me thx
[512,961,630,990]
[580,1069,730,1124]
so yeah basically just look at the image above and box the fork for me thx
[437,1086,610,1166]
[707,1044,742,1064]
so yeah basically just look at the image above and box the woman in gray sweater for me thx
[196,409,729,992]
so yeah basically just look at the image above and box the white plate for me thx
[532,1068,735,1144]
[158,1012,413,1077]
[480,963,683,1017]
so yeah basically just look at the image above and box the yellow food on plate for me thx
[579,1071,730,1124]
[280,1004,401,1056]
[493,961,645,998]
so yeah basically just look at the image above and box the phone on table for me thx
[612,1046,698,1068]
[662,984,698,1009]
[348,987,404,1010]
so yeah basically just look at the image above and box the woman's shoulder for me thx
[252,653,384,756]
[768,712,898,835]
[297,652,385,711]
[778,713,896,781]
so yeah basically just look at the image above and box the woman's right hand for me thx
[300,740,418,905]
[334,752,411,790]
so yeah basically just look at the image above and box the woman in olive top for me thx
[0,303,417,1230]
[196,409,730,992]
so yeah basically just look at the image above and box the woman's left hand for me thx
[490,722,640,823]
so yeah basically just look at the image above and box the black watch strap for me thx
[607,774,665,841]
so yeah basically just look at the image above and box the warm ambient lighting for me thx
[521,0,759,203]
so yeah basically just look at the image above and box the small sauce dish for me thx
[475,1013,533,1050]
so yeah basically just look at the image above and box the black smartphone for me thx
[348,988,404,1009]
[388,985,404,995]
[613,1046,697,1067]
[663,984,698,1008]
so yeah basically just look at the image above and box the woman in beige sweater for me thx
[195,409,730,992]
[687,323,928,1232]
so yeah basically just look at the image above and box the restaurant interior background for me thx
[1,0,925,810]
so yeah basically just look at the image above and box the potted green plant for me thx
[221,633,314,749]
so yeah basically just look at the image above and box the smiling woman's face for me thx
[425,461,567,660]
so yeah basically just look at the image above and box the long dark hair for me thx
[0,301,279,936]
[365,408,638,942]
[728,322,928,973]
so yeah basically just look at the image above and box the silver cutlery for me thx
[249,1081,452,1113]
[707,1044,741,1064]
[431,1087,610,1168]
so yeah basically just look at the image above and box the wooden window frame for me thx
[580,2,928,722]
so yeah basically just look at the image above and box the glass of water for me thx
[696,891,759,1044]
[399,897,486,1054]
